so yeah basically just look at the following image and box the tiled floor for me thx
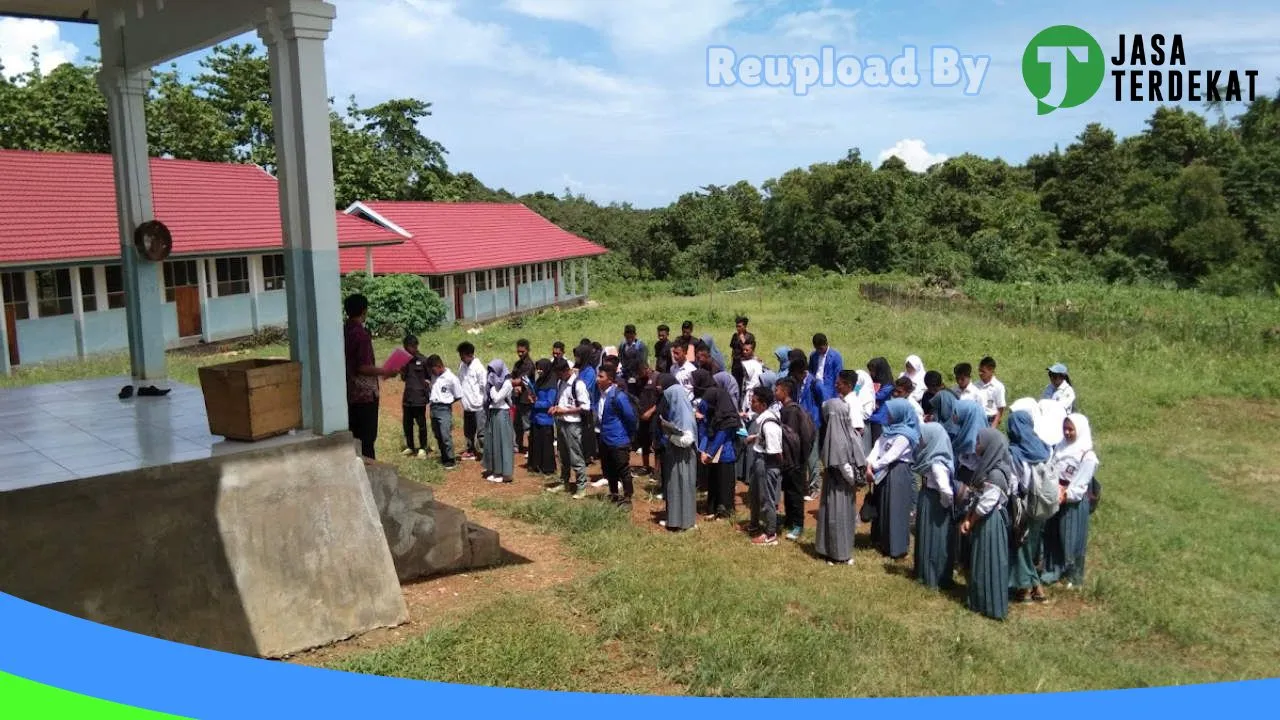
[0,376,314,492]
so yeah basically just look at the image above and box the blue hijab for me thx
[912,422,955,477]
[882,398,921,446]
[951,400,985,457]
[662,382,695,433]
[701,335,727,372]
[774,346,792,375]
[930,389,958,438]
[713,370,740,409]
[1007,410,1051,466]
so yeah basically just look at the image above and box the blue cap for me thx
[1047,363,1069,375]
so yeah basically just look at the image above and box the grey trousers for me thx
[556,421,589,491]
[430,403,455,463]
[749,450,783,536]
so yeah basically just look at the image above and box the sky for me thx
[2,0,1279,208]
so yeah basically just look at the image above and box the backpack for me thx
[1026,460,1061,523]
[1087,475,1101,514]
[761,417,804,472]
[777,404,815,471]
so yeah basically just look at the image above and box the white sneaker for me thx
[486,475,505,483]
[590,478,609,488]
[401,449,414,457]
[417,449,427,459]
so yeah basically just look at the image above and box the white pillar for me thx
[249,254,265,333]
[444,275,455,323]
[23,271,38,319]
[70,264,86,359]
[196,258,211,342]
[260,0,346,435]
[93,265,108,311]
[98,68,166,383]
[583,260,589,299]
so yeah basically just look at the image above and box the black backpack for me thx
[1088,475,1102,514]
[778,404,815,471]
[761,417,804,472]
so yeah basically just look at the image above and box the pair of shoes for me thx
[826,558,853,566]
[417,449,428,459]
[785,527,802,541]
[751,534,778,546]
[486,475,505,483]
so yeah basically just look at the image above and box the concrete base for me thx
[0,432,408,658]
[363,461,502,582]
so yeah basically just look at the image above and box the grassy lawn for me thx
[5,275,1279,696]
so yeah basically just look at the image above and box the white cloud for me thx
[772,2,857,44]
[0,18,79,79]
[501,0,749,55]
[877,139,948,172]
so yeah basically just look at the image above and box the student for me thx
[745,387,783,546]
[699,335,727,374]
[729,316,757,393]
[949,399,988,568]
[775,378,815,541]
[900,355,927,403]
[343,294,398,460]
[920,370,946,420]
[815,390,865,566]
[975,356,1007,428]
[738,341,764,415]
[527,359,558,478]
[671,343,697,400]
[574,345,600,464]
[677,321,696,360]
[865,357,896,444]
[619,324,648,398]
[912,422,956,590]
[808,333,844,401]
[512,339,535,454]
[1042,414,1097,589]
[634,363,659,477]
[864,398,917,560]
[482,359,515,484]
[597,366,638,508]
[426,354,463,469]
[836,370,867,443]
[1008,410,1052,603]
[659,373,698,531]
[1043,363,1077,414]
[548,358,591,498]
[551,341,569,367]
[698,375,740,520]
[848,370,875,458]
[653,324,673,375]
[399,334,431,459]
[788,348,825,499]
[774,346,793,376]
[959,428,1013,621]
[457,342,487,461]
[953,363,984,406]
[893,376,925,421]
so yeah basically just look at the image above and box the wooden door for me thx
[453,275,466,320]
[174,285,202,338]
[4,305,17,366]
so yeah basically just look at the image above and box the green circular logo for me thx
[1022,25,1105,115]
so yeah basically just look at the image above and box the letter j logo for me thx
[1022,25,1105,115]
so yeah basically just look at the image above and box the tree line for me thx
[3,43,1278,296]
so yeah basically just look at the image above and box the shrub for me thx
[364,274,449,339]
[340,271,372,300]
[669,278,700,297]
[233,325,289,350]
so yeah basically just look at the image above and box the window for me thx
[262,254,286,292]
[1,271,28,320]
[427,276,445,297]
[103,265,126,309]
[494,268,508,289]
[163,260,199,302]
[215,257,250,296]
[534,264,544,282]
[35,269,73,316]
[474,270,488,292]
[79,268,97,312]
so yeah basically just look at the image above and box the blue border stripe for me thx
[0,592,1276,718]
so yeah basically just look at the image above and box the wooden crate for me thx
[198,358,302,442]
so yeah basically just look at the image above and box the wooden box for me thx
[198,358,302,442]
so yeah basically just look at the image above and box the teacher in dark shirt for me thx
[344,294,397,460]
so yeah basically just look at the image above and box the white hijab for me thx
[1035,398,1068,446]
[1055,413,1096,464]
[900,355,926,402]
[852,369,876,420]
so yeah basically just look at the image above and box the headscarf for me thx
[702,386,741,433]
[534,358,555,390]
[1036,399,1068,446]
[971,427,1013,491]
[911,422,954,477]
[759,368,779,393]
[787,348,808,378]
[662,382,696,433]
[690,369,715,398]
[774,346,793,374]
[713,371,740,409]
[852,369,876,419]
[658,373,678,391]
[821,396,865,470]
[867,357,894,388]
[700,335,726,372]
[882,398,921,446]
[486,359,509,389]
[1055,414,1097,466]
[900,355,926,401]
[950,400,985,457]
[930,389,959,437]
[1007,410,1051,466]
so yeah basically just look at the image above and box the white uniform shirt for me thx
[429,369,463,405]
[459,359,487,411]
[1043,381,1077,414]
[975,377,1007,420]
[752,408,783,455]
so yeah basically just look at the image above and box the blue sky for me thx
[2,0,1279,208]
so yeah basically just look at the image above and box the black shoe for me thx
[137,385,171,397]
[118,385,134,399]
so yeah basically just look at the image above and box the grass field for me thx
[4,274,1279,697]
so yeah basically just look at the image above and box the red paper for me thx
[383,347,413,374]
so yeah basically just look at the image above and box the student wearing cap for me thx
[1043,363,1077,414]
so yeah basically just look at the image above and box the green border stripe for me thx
[0,671,190,719]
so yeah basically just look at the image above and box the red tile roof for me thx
[0,149,404,267]
[337,201,608,276]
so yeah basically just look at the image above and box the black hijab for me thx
[702,386,741,432]
[534,358,555,390]
[690,369,715,399]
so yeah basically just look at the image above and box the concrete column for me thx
[93,265,109,311]
[260,0,345,435]
[70,264,86,359]
[365,246,374,276]
[98,68,166,383]
[24,271,38,319]
[249,254,265,333]
[583,260,589,299]
[196,258,211,342]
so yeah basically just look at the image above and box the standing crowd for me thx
[344,293,1100,621]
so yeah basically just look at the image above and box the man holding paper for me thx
[344,294,398,460]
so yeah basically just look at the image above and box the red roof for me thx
[337,201,607,276]
[0,149,404,267]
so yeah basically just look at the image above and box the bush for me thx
[669,278,700,297]
[340,271,372,299]
[233,325,289,350]
[363,274,449,339]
